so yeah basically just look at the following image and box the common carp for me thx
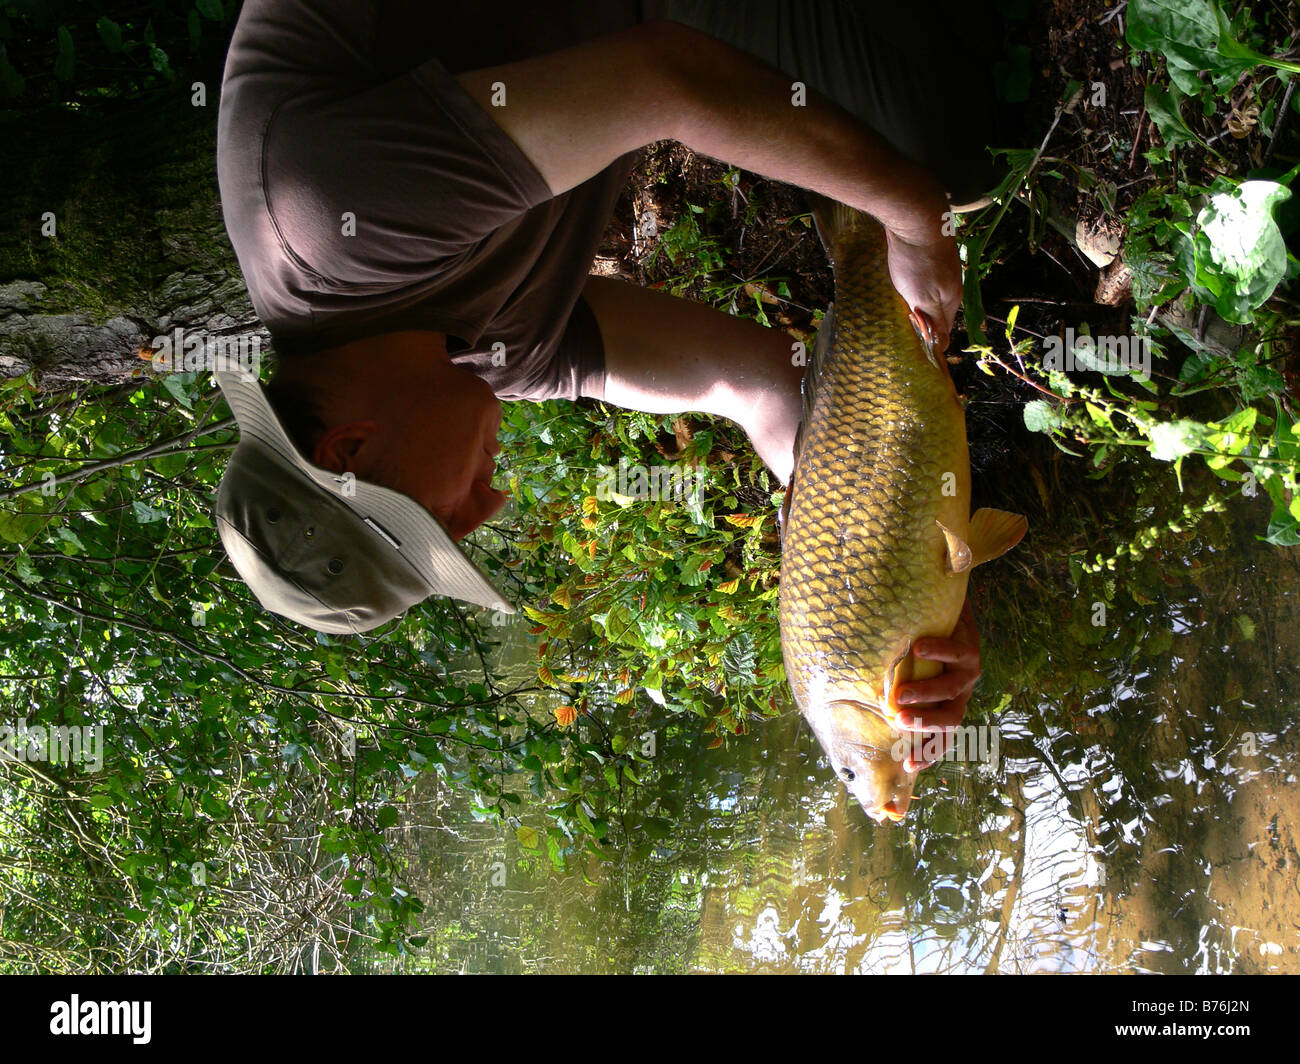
[779,197,1027,824]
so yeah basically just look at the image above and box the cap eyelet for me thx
[327,558,344,575]
[841,767,856,782]
[303,525,315,539]
[266,507,281,523]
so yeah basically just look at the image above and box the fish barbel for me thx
[779,197,1027,824]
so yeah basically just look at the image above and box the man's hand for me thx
[887,223,962,357]
[892,597,981,773]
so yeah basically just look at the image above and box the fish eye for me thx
[840,767,856,782]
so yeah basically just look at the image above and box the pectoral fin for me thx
[967,508,1028,566]
[937,510,1028,573]
[936,521,973,574]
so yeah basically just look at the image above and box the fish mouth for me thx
[865,802,908,824]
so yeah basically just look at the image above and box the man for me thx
[214,1,996,767]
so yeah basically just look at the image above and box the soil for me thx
[591,0,1300,484]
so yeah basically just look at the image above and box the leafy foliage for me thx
[3,0,1298,974]
[0,366,592,970]
[961,0,1299,554]
[0,0,233,108]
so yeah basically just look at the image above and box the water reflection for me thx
[382,481,1299,974]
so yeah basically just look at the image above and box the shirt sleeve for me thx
[261,58,555,290]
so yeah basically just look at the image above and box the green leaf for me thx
[516,825,540,849]
[574,806,597,837]
[961,234,989,348]
[1204,406,1257,463]
[13,551,41,586]
[1213,4,1300,75]
[1148,419,1205,461]
[546,831,565,872]
[1023,399,1065,434]
[196,0,225,20]
[722,630,756,684]
[1143,86,1197,150]
[1072,338,1145,376]
[1189,181,1292,323]
[160,370,194,410]
[131,500,168,524]
[54,25,74,81]
[55,526,86,555]
[1083,402,1113,430]
[200,792,227,817]
[376,806,399,829]
[1127,0,1220,73]
[1263,502,1300,546]
[96,17,123,54]
[148,42,173,80]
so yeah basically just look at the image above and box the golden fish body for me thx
[779,199,1026,824]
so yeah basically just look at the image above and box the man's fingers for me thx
[899,666,975,702]
[911,640,980,671]
[896,698,969,733]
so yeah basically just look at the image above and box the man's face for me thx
[395,365,509,540]
[312,358,509,541]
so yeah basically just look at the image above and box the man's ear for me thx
[312,421,379,474]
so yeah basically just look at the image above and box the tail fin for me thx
[810,194,883,262]
[810,194,939,366]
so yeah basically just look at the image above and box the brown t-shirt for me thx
[216,0,646,401]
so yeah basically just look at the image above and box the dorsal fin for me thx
[780,300,836,546]
[810,194,869,262]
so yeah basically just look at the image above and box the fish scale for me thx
[781,212,967,712]
[779,198,1025,823]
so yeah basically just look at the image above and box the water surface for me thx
[381,471,1300,974]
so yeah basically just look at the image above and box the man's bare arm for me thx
[454,20,960,343]
[455,21,942,232]
[581,275,804,486]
